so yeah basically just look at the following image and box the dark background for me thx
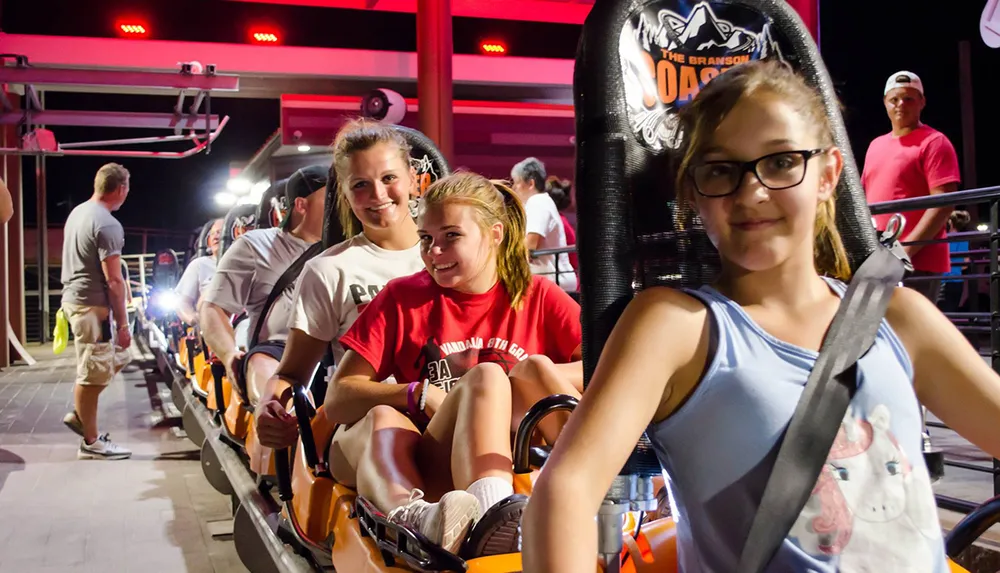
[3,0,999,235]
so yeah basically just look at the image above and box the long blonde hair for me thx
[421,172,533,309]
[331,118,413,237]
[676,59,851,281]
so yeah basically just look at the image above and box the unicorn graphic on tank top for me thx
[789,404,941,570]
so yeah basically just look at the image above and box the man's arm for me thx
[902,182,959,258]
[200,302,239,367]
[101,254,131,348]
[177,299,198,326]
[199,238,256,377]
[174,260,203,325]
[525,233,542,259]
[905,134,963,257]
[0,178,12,224]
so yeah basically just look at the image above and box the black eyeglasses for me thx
[687,149,829,198]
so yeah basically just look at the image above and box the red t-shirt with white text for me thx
[339,271,582,390]
[862,125,961,273]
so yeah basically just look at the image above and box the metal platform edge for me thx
[140,324,315,573]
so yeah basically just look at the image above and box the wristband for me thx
[406,381,421,417]
[418,379,430,413]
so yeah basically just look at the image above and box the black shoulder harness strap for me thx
[738,246,907,572]
[251,241,325,350]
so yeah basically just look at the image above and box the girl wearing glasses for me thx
[523,59,1000,572]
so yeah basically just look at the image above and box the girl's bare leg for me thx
[509,355,582,445]
[330,405,426,512]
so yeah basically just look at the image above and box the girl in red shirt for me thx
[328,172,583,556]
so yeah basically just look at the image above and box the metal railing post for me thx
[991,199,1000,497]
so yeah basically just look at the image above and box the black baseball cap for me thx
[280,165,329,229]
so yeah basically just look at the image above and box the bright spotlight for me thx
[215,192,237,207]
[977,223,989,232]
[154,290,179,311]
[227,178,251,193]
[297,145,311,153]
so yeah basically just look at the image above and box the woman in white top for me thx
[511,157,578,292]
[254,118,425,444]
[174,218,223,325]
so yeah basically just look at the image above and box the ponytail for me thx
[491,181,534,309]
[814,197,851,281]
[421,172,534,309]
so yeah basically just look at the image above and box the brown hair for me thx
[94,163,129,195]
[545,176,573,212]
[949,209,971,232]
[421,172,533,309]
[331,118,413,237]
[676,59,851,281]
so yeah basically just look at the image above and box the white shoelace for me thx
[386,489,427,528]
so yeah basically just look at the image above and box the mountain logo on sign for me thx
[635,1,782,59]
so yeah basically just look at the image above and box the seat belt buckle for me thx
[876,213,915,277]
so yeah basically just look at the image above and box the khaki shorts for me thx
[63,303,131,386]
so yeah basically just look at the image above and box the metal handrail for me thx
[529,245,578,291]
[869,184,1000,213]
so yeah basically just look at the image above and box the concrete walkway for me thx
[0,343,247,573]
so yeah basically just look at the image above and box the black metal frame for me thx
[870,184,1000,514]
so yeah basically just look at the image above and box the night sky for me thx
[11,0,1000,243]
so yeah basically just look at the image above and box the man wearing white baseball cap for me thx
[862,70,962,303]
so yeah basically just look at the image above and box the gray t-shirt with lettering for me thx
[60,200,125,307]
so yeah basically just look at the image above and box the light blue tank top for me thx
[648,279,947,572]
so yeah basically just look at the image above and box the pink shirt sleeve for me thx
[922,133,961,190]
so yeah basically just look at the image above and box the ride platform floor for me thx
[0,344,247,573]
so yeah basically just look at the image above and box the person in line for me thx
[199,166,327,403]
[295,172,583,555]
[0,176,12,224]
[175,218,223,326]
[511,157,578,292]
[863,70,962,303]
[254,119,426,445]
[60,163,134,460]
[940,210,971,314]
[523,60,1000,572]
[545,176,579,286]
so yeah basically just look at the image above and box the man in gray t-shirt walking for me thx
[60,162,133,460]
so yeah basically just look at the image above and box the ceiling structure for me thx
[262,95,575,181]
[0,33,574,103]
[225,0,595,25]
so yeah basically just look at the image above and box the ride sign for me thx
[983,0,1000,48]
[620,0,788,151]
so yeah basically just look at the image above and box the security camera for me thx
[360,88,406,124]
[178,61,204,75]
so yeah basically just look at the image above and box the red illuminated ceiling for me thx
[225,0,595,24]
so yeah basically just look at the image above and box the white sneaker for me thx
[386,489,481,554]
[78,433,132,460]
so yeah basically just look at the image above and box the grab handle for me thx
[513,394,578,474]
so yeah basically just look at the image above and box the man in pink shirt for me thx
[862,70,962,303]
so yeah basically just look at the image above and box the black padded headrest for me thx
[195,220,214,258]
[574,0,878,383]
[220,204,259,257]
[322,124,451,248]
[256,179,287,230]
[152,249,182,289]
